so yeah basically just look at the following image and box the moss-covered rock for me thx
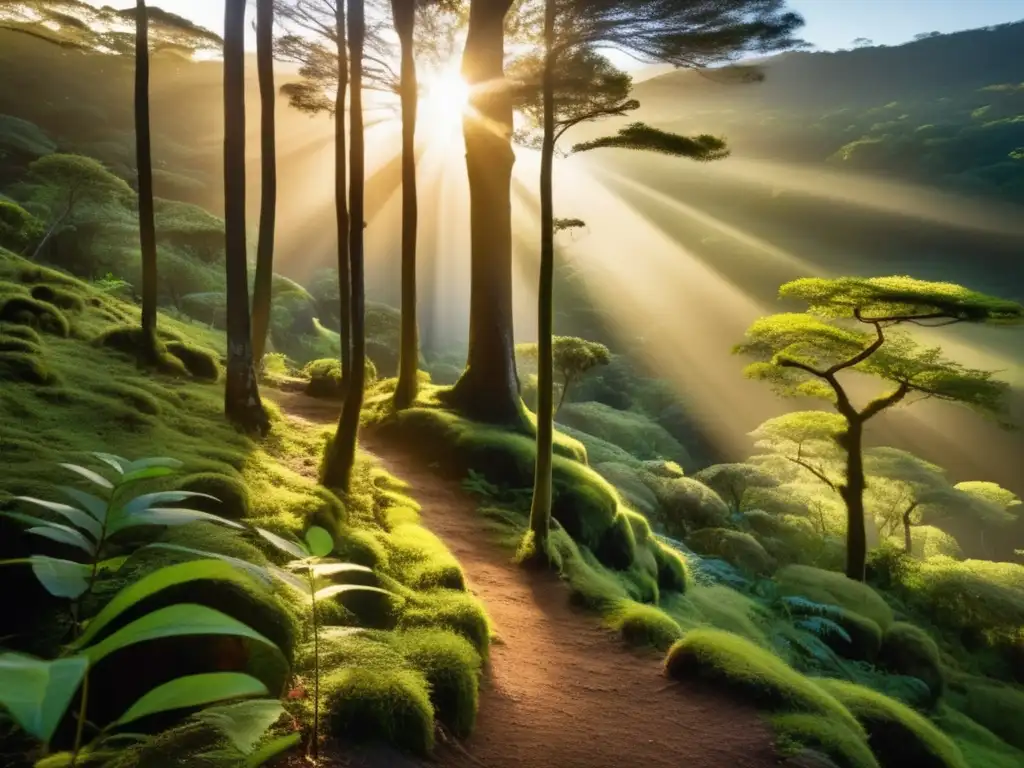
[647,476,730,536]
[877,623,944,705]
[398,628,481,738]
[324,668,435,755]
[175,472,252,520]
[304,357,378,399]
[94,325,188,375]
[0,350,58,385]
[815,679,967,768]
[652,542,690,593]
[0,295,69,336]
[29,284,84,312]
[594,461,660,516]
[609,600,683,650]
[557,401,692,465]
[166,341,220,381]
[687,528,776,576]
[822,609,883,663]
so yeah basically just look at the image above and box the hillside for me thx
[631,21,1024,203]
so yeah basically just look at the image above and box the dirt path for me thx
[271,392,780,768]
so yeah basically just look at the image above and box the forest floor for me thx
[271,391,782,768]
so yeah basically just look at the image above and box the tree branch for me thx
[786,456,838,493]
[859,380,911,422]
[825,310,885,375]
[553,100,637,144]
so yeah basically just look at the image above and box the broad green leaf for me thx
[2,511,71,531]
[0,653,88,743]
[304,526,334,558]
[120,466,177,484]
[82,604,279,664]
[92,452,129,474]
[246,733,301,766]
[143,544,274,586]
[125,457,184,474]
[121,490,219,517]
[73,560,255,649]
[95,556,128,575]
[59,463,114,491]
[57,487,107,522]
[287,562,371,577]
[14,498,102,539]
[115,673,268,726]
[193,699,284,753]
[31,556,90,599]
[27,526,95,556]
[108,508,244,535]
[313,584,389,602]
[255,528,308,560]
[267,567,311,599]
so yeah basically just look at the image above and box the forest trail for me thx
[271,392,781,768]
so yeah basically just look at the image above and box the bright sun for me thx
[423,67,471,122]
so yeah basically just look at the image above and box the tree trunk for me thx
[223,0,269,435]
[839,419,867,580]
[392,0,419,410]
[250,0,277,367]
[902,501,919,554]
[446,0,521,425]
[322,0,365,489]
[135,0,158,346]
[30,208,69,262]
[528,0,557,551]
[335,3,352,390]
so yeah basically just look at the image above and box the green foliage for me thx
[771,713,881,768]
[687,528,776,576]
[692,463,780,513]
[573,122,730,159]
[877,623,945,705]
[646,476,731,536]
[176,473,252,521]
[0,113,56,160]
[303,357,378,399]
[516,336,611,411]
[954,678,1024,751]
[93,325,188,376]
[816,679,968,768]
[933,705,1024,768]
[557,402,691,465]
[776,565,894,630]
[0,200,44,253]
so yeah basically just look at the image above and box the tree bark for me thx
[135,0,158,346]
[902,501,919,554]
[392,0,419,410]
[335,3,352,390]
[446,0,521,425]
[322,0,365,489]
[223,0,269,435]
[838,418,867,580]
[528,0,557,550]
[250,0,277,366]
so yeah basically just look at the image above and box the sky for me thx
[87,0,1024,65]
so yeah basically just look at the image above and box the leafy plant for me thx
[256,525,385,759]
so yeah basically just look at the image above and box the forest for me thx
[0,1,1022,768]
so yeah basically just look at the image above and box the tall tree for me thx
[223,0,270,434]
[735,276,1022,580]
[134,0,158,348]
[391,0,420,409]
[322,0,366,489]
[443,0,521,424]
[251,0,278,366]
[276,0,352,390]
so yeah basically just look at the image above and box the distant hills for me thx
[630,21,1024,204]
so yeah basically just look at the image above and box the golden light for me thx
[420,65,471,140]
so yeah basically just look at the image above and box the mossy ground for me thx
[0,249,486,762]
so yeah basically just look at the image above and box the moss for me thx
[652,542,690,593]
[0,350,59,385]
[771,713,880,768]
[665,629,863,735]
[0,335,40,354]
[685,585,772,646]
[398,628,481,738]
[323,667,435,755]
[557,401,692,465]
[0,295,69,336]
[175,472,252,520]
[688,528,776,576]
[816,679,967,768]
[877,623,944,704]
[608,599,683,650]
[398,588,491,657]
[166,341,220,381]
[304,357,377,399]
[594,511,637,570]
[0,322,41,344]
[94,381,162,416]
[386,523,467,591]
[822,609,883,663]
[955,678,1024,750]
[594,461,660,516]
[94,325,188,376]
[648,476,731,536]
[777,565,894,630]
[29,284,84,312]
[934,705,1024,768]
[100,722,231,768]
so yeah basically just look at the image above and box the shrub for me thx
[0,200,45,253]
[398,628,481,738]
[664,628,863,735]
[687,528,776,576]
[0,295,69,336]
[608,600,683,650]
[175,472,252,520]
[304,357,378,399]
[776,565,894,630]
[323,667,435,755]
[166,341,220,381]
[594,462,659,516]
[877,623,944,705]
[815,679,967,768]
[648,476,731,536]
[557,401,692,465]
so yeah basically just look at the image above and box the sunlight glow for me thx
[420,66,471,138]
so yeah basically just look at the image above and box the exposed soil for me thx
[272,391,781,768]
